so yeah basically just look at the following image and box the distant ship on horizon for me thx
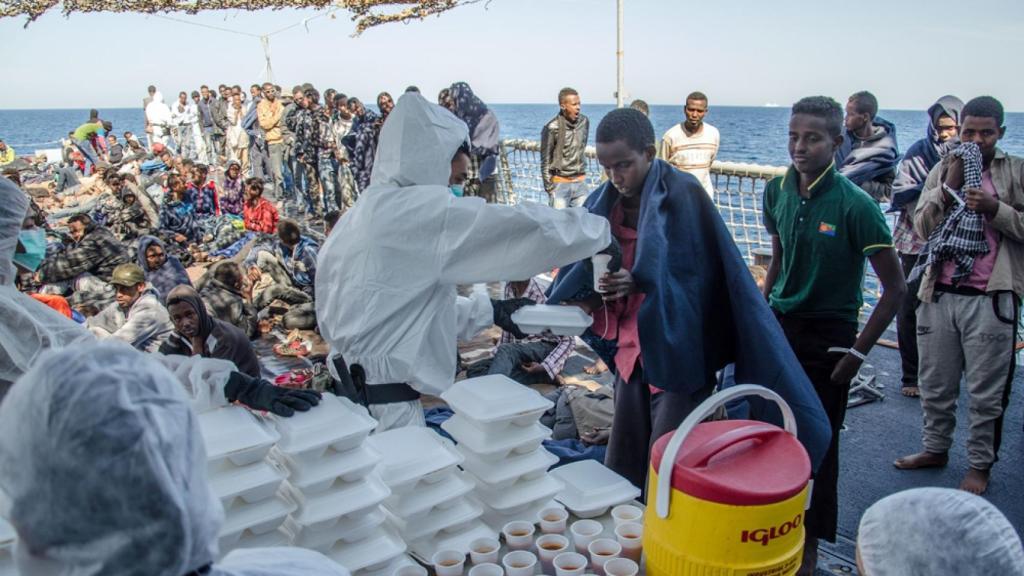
[764,102,781,108]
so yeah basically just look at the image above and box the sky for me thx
[2,0,1023,110]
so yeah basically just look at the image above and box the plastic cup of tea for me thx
[553,552,588,576]
[538,507,569,534]
[394,565,428,576]
[587,539,622,576]
[503,520,536,551]
[433,550,466,576]
[613,522,643,563]
[570,519,603,554]
[470,537,501,565]
[536,533,571,574]
[592,254,612,292]
[502,550,537,576]
[610,505,643,527]
[468,563,504,576]
[603,558,638,576]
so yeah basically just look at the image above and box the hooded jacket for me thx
[160,286,261,379]
[315,93,610,396]
[835,116,900,201]
[138,236,193,303]
[890,96,964,213]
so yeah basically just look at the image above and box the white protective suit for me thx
[145,91,174,147]
[0,342,349,576]
[857,488,1024,576]
[315,92,610,429]
[0,179,244,414]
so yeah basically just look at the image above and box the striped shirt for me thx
[659,123,720,197]
[501,279,575,379]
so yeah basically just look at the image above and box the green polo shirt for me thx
[763,163,893,323]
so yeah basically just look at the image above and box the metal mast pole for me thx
[616,0,624,107]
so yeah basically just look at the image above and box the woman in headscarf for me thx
[0,343,345,576]
[160,285,260,379]
[220,159,246,215]
[448,82,501,202]
[137,235,192,304]
[342,98,381,193]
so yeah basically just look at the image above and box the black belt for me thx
[935,283,986,297]
[185,564,212,576]
[332,355,421,406]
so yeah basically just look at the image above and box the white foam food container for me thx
[286,474,391,532]
[355,554,418,576]
[221,526,290,557]
[327,524,407,573]
[219,491,297,548]
[442,415,550,460]
[368,427,464,494]
[441,375,553,426]
[478,498,563,534]
[272,395,377,462]
[272,443,381,494]
[284,507,387,552]
[387,497,483,542]
[407,518,496,564]
[468,472,564,514]
[458,445,558,490]
[199,405,280,468]
[209,457,289,509]
[511,304,593,336]
[383,468,476,521]
[549,459,641,518]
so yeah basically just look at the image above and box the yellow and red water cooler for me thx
[645,385,812,576]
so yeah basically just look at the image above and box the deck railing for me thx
[495,139,883,325]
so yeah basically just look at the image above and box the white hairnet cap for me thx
[370,91,469,189]
[0,342,224,576]
[0,177,27,286]
[858,487,1024,576]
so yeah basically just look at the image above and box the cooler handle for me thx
[679,423,786,468]
[654,384,797,519]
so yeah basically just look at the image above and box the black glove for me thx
[225,372,322,417]
[491,298,535,339]
[599,236,623,273]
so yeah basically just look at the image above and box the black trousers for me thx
[466,341,557,385]
[897,252,922,387]
[775,314,857,543]
[604,366,713,498]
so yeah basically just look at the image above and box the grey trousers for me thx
[916,291,1018,469]
[267,142,285,202]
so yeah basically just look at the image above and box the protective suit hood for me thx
[0,342,223,576]
[0,177,24,286]
[369,92,469,189]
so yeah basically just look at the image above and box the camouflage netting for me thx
[0,0,480,32]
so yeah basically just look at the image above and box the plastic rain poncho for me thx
[0,180,245,415]
[0,177,92,399]
[857,488,1024,576]
[315,93,610,401]
[0,342,349,576]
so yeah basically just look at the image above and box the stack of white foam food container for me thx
[368,426,494,564]
[441,375,565,533]
[270,394,406,575]
[0,518,14,576]
[198,405,293,556]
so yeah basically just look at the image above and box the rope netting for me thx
[495,139,883,325]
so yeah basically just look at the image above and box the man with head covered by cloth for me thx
[316,92,612,430]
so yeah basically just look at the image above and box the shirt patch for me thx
[818,222,837,237]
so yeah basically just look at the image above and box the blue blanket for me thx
[835,117,900,187]
[547,159,831,470]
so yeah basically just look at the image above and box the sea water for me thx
[3,104,1024,166]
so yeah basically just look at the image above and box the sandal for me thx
[273,339,310,357]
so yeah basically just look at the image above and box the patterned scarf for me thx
[910,142,989,285]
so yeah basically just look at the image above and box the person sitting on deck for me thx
[88,263,174,352]
[137,235,192,304]
[199,261,259,339]
[466,277,574,386]
[37,212,130,312]
[188,163,220,218]
[160,285,261,379]
[243,176,279,234]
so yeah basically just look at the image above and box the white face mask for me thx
[14,539,70,576]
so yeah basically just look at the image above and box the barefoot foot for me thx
[959,468,990,495]
[894,451,948,470]
[901,386,920,397]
